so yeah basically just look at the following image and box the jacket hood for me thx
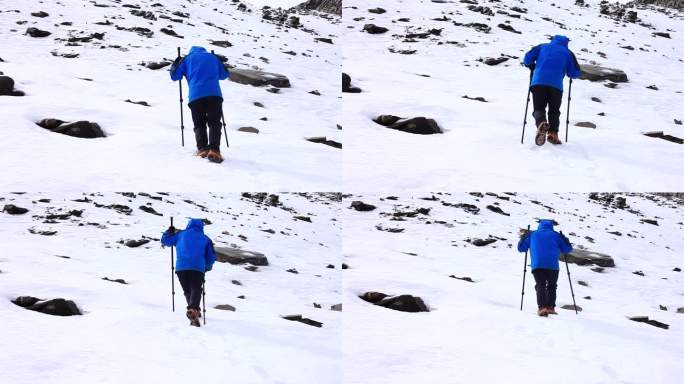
[550,35,570,47]
[189,46,207,55]
[537,220,555,230]
[185,218,205,231]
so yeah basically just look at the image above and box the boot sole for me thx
[535,123,549,146]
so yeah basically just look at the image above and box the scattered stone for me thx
[481,57,509,66]
[342,73,361,93]
[591,97,602,103]
[314,37,333,44]
[210,40,232,48]
[282,314,323,327]
[577,281,589,287]
[331,303,342,311]
[238,127,259,134]
[561,304,582,312]
[629,316,669,329]
[373,115,442,135]
[360,292,429,313]
[102,277,127,284]
[640,219,659,226]
[25,27,51,38]
[498,23,521,34]
[563,250,615,267]
[125,239,150,248]
[659,305,667,311]
[576,122,597,129]
[139,205,162,216]
[294,215,312,223]
[643,131,684,144]
[215,247,269,266]
[142,61,172,70]
[363,24,389,34]
[31,11,49,17]
[462,95,487,102]
[486,205,510,216]
[3,204,29,215]
[28,228,58,236]
[633,270,645,276]
[229,69,290,88]
[12,296,82,316]
[646,84,659,91]
[579,65,628,83]
[470,238,496,247]
[350,201,376,211]
[36,120,106,139]
[652,32,671,39]
[449,275,474,282]
[368,8,386,14]
[125,99,150,107]
[215,304,236,311]
[306,137,341,149]
[160,28,183,38]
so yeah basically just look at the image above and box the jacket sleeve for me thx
[161,230,178,247]
[517,233,531,252]
[205,240,217,271]
[217,58,229,80]
[523,45,541,67]
[566,51,581,79]
[170,59,186,81]
[557,233,573,254]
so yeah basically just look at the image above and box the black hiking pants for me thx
[532,269,559,309]
[188,96,223,152]
[176,270,205,310]
[531,85,563,133]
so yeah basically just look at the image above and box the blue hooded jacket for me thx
[170,46,230,103]
[517,220,573,271]
[161,218,217,273]
[523,35,581,91]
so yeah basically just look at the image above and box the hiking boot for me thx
[535,122,549,146]
[188,308,201,327]
[546,307,558,315]
[194,149,209,158]
[186,309,194,321]
[547,131,562,145]
[537,307,549,317]
[207,149,224,164]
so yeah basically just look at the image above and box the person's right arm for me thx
[161,227,178,247]
[566,51,582,79]
[170,57,186,81]
[517,232,531,252]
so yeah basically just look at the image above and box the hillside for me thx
[0,192,342,384]
[342,192,684,384]
[342,0,684,191]
[0,0,340,191]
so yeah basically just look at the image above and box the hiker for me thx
[170,46,230,163]
[523,35,581,145]
[161,218,217,326]
[517,220,573,316]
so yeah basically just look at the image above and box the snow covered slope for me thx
[342,192,684,384]
[342,0,684,191]
[0,192,341,384]
[0,0,340,191]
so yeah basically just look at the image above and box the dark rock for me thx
[363,24,389,34]
[375,294,429,313]
[462,95,487,102]
[629,316,669,330]
[674,267,681,272]
[3,204,29,215]
[125,239,150,248]
[130,9,156,20]
[498,23,521,34]
[139,205,162,216]
[102,277,127,284]
[331,303,342,311]
[575,122,597,129]
[286,268,299,274]
[678,308,684,314]
[579,65,628,83]
[659,305,667,311]
[142,61,172,70]
[486,205,510,216]
[481,57,509,66]
[210,40,232,48]
[0,76,15,95]
[369,7,386,14]
[561,304,582,312]
[293,0,342,15]
[646,84,659,91]
[350,201,376,211]
[232,280,242,286]
[215,304,236,311]
[633,270,645,276]
[652,32,671,39]
[563,250,615,267]
[229,69,290,88]
[31,11,49,17]
[160,28,183,38]
[470,238,497,247]
[37,120,106,139]
[314,37,333,44]
[306,137,341,149]
[373,116,442,135]
[238,127,259,134]
[28,228,57,236]
[449,275,474,282]
[25,27,51,37]
[125,99,150,107]
[591,97,602,103]
[215,247,269,266]
[282,314,323,328]
[13,296,82,316]
[294,215,312,222]
[640,219,659,226]
[674,119,682,125]
[643,131,684,144]
[342,73,361,93]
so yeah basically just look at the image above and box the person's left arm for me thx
[566,51,582,79]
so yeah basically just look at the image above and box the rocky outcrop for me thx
[563,249,616,267]
[579,65,628,83]
[229,69,291,88]
[360,291,429,313]
[12,296,82,316]
[293,0,342,15]
[36,119,106,139]
[215,247,270,266]
[373,115,443,135]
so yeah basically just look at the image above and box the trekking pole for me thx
[565,78,573,143]
[177,47,185,147]
[170,217,175,312]
[520,224,530,311]
[202,280,206,325]
[560,231,578,314]
[211,50,230,150]
[521,69,534,144]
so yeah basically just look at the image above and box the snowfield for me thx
[0,0,340,191]
[342,0,684,191]
[343,192,684,384]
[0,192,341,384]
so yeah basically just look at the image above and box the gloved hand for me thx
[560,231,571,245]
[173,56,182,65]
[205,265,212,272]
[167,225,176,234]
[519,228,530,240]
[527,63,536,72]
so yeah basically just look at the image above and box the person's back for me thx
[518,220,572,316]
[524,35,581,92]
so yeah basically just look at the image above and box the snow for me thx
[0,192,341,384]
[0,0,340,191]
[342,0,684,191]
[342,192,684,384]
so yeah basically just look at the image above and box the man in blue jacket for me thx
[161,218,217,326]
[523,35,581,145]
[170,46,230,163]
[518,220,573,316]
